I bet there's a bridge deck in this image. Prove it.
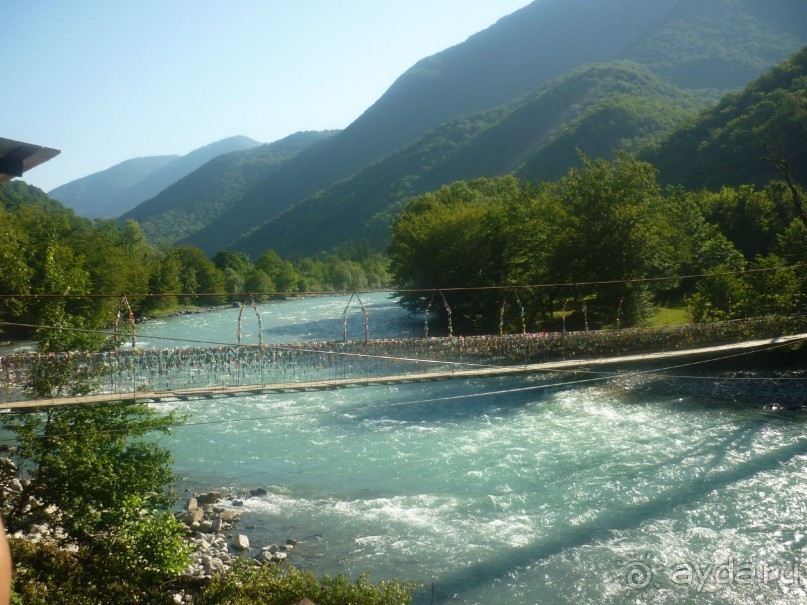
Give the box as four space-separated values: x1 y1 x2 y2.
3 333 804 410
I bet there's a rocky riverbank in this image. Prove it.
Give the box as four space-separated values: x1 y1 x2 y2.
180 488 300 579
4 480 302 584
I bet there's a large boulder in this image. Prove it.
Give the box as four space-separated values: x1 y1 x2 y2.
232 534 250 551
183 507 204 525
196 491 221 506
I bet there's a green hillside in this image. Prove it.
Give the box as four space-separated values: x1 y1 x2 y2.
179 0 807 256
642 45 807 189
230 63 704 257
50 136 261 219
119 131 336 247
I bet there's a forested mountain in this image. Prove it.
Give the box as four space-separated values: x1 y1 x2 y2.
642 45 807 189
118 131 336 247
177 0 807 256
49 136 261 218
232 62 704 257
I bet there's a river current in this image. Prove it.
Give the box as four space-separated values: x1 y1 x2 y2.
140 294 806 604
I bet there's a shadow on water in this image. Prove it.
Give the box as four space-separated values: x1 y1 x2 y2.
327 375 570 425
427 425 807 603
261 312 422 342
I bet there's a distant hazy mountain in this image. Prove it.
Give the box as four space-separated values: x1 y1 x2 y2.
118 131 337 246
231 62 705 256
178 0 807 257
49 136 261 218
48 155 178 218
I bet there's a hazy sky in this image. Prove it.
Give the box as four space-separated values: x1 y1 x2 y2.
4 1 533 192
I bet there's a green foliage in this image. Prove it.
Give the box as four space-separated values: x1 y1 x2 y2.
196 561 415 605
1 404 181 533
390 151 806 333
644 45 807 189
10 536 184 605
390 157 687 331
172 246 227 305
1 403 189 604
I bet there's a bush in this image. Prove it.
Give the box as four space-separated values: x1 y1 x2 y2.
195 561 416 605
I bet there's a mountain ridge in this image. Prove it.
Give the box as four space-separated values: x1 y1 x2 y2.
181 0 807 256
230 62 705 257
49 135 261 218
119 131 338 246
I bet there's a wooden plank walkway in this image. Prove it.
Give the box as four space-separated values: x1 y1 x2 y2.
2 333 805 410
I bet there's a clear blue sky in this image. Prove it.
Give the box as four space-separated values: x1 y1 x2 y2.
3 1 533 192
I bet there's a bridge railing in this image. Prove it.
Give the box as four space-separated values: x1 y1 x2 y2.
1 313 805 403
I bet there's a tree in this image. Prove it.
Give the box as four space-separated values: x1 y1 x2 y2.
1 403 189 603
144 254 182 314
244 268 275 301
173 246 227 306
255 249 302 294
0 207 32 326
740 254 801 317
545 154 677 326
390 177 520 330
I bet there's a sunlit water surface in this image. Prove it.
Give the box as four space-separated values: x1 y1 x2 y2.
144 294 806 604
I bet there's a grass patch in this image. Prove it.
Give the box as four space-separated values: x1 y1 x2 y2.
648 305 689 327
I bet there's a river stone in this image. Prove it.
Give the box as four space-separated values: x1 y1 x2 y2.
249 487 268 497
197 491 221 506
272 551 288 562
232 534 250 551
255 550 273 563
183 507 204 525
186 497 198 510
211 518 224 532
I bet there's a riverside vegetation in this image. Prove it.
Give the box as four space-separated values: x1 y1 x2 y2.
1 151 804 602
1 37 806 605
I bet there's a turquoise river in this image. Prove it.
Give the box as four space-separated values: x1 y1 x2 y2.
137 293 806 604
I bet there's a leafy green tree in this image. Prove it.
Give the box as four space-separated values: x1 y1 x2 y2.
545 154 677 326
144 254 182 314
740 254 801 317
0 207 33 326
329 261 369 292
223 267 246 298
686 266 748 323
173 246 226 306
1 402 189 603
696 185 791 260
213 250 252 275
255 249 302 294
390 177 521 330
244 268 276 301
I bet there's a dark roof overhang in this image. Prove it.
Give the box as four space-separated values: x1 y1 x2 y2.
0 137 60 183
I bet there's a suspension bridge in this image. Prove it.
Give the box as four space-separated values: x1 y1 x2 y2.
2 313 806 410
